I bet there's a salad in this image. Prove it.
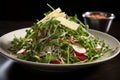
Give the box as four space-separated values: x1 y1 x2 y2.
10 5 111 64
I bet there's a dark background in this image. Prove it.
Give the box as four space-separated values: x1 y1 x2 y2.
0 0 120 22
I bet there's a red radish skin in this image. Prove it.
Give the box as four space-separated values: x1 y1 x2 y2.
78 54 88 61
50 60 61 64
50 58 64 64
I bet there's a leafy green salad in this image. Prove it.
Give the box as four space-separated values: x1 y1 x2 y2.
10 5 111 64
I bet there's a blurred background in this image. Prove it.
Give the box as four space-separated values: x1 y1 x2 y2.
0 0 119 22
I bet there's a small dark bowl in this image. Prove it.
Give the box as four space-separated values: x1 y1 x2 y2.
82 11 115 33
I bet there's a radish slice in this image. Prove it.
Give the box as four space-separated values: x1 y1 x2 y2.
95 44 102 50
78 54 88 61
17 48 27 54
50 60 61 64
72 43 86 54
72 44 88 61
50 58 64 64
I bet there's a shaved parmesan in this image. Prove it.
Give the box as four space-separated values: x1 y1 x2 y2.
56 17 79 30
37 7 79 30
37 8 66 24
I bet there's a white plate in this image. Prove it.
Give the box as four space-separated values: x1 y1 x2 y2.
0 28 120 72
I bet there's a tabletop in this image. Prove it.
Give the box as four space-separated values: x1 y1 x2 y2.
0 21 120 80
